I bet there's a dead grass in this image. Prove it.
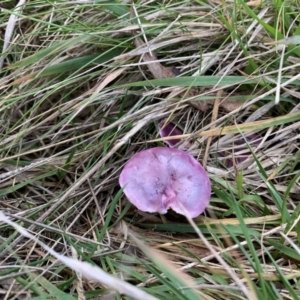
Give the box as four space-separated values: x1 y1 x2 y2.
0 1 300 299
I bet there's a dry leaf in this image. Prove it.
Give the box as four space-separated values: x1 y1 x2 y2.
133 34 176 79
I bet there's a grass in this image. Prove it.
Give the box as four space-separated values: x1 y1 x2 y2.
0 0 300 299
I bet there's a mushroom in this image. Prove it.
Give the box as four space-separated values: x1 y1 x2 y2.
158 120 183 148
119 147 211 218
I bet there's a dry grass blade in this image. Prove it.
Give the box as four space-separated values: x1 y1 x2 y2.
0 211 158 300
203 89 222 167
71 246 85 300
0 0 26 70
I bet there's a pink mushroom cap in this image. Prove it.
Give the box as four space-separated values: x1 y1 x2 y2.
158 120 183 148
119 147 211 218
